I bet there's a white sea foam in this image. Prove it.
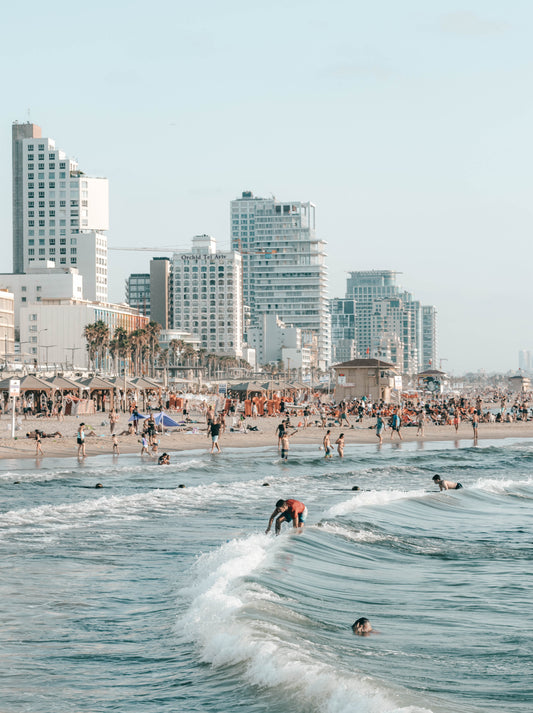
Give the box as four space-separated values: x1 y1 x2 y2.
325 489 428 517
0 476 271 533
178 534 434 713
472 476 533 494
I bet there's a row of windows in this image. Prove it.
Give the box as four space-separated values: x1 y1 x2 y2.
27 248 75 255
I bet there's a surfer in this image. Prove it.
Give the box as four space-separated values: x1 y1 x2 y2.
352 617 377 636
265 499 307 535
432 474 463 490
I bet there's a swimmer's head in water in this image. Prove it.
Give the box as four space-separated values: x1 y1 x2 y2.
95 483 103 488
432 475 442 483
351 485 360 491
352 617 372 634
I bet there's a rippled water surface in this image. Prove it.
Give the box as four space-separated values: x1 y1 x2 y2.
1 438 532 712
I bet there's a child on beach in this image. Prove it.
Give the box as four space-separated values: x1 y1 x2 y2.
140 435 150 456
112 434 119 455
35 431 44 456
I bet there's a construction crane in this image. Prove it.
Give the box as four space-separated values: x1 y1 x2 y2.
108 246 181 252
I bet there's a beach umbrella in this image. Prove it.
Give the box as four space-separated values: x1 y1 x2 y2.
152 412 180 427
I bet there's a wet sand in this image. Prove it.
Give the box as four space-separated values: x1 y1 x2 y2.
0 412 531 460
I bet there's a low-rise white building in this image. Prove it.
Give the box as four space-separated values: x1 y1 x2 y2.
0 265 84 327
19 298 148 369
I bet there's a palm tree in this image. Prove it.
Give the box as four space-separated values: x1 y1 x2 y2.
83 323 98 371
129 329 148 376
145 321 162 377
94 321 110 373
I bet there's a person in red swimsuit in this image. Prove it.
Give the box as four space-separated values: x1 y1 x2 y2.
265 499 307 535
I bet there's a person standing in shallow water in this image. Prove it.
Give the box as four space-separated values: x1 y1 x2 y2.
323 430 333 458
335 433 345 458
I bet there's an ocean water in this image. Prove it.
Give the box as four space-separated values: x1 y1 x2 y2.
1 437 532 713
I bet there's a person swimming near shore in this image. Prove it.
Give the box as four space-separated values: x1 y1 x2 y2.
433 474 463 490
352 617 378 636
158 453 170 465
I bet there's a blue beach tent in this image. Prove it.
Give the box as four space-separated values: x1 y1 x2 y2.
128 413 148 422
152 412 180 428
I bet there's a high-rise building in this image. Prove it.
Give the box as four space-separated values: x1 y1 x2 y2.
150 257 171 329
126 273 151 316
421 305 438 370
11 121 109 302
230 191 330 368
171 235 243 358
344 270 435 375
330 297 357 364
518 350 531 372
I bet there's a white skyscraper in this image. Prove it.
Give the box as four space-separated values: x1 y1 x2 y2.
171 235 243 358
12 122 109 302
231 191 330 368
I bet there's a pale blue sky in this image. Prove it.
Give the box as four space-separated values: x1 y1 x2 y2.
1 1 531 374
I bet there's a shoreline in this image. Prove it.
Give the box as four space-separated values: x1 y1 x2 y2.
1 413 532 462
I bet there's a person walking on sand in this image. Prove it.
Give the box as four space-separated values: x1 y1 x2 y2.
35 431 44 457
276 420 286 452
323 429 333 458
472 410 479 440
265 498 307 535
375 413 384 444
140 435 150 456
453 410 461 433
209 416 222 453
335 433 345 458
416 410 425 437
390 410 403 440
77 423 86 458
109 408 118 435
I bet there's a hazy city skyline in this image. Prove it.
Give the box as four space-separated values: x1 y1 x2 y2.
1 1 531 374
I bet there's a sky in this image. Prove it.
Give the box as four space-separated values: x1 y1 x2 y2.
0 0 531 375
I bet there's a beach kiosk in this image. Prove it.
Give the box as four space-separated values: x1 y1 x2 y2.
332 358 398 402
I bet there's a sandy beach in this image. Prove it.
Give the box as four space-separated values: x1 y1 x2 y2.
1 411 532 460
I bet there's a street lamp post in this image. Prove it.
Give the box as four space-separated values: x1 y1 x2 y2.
41 344 56 370
37 328 48 372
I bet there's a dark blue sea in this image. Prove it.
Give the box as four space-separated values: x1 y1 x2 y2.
1 438 532 712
